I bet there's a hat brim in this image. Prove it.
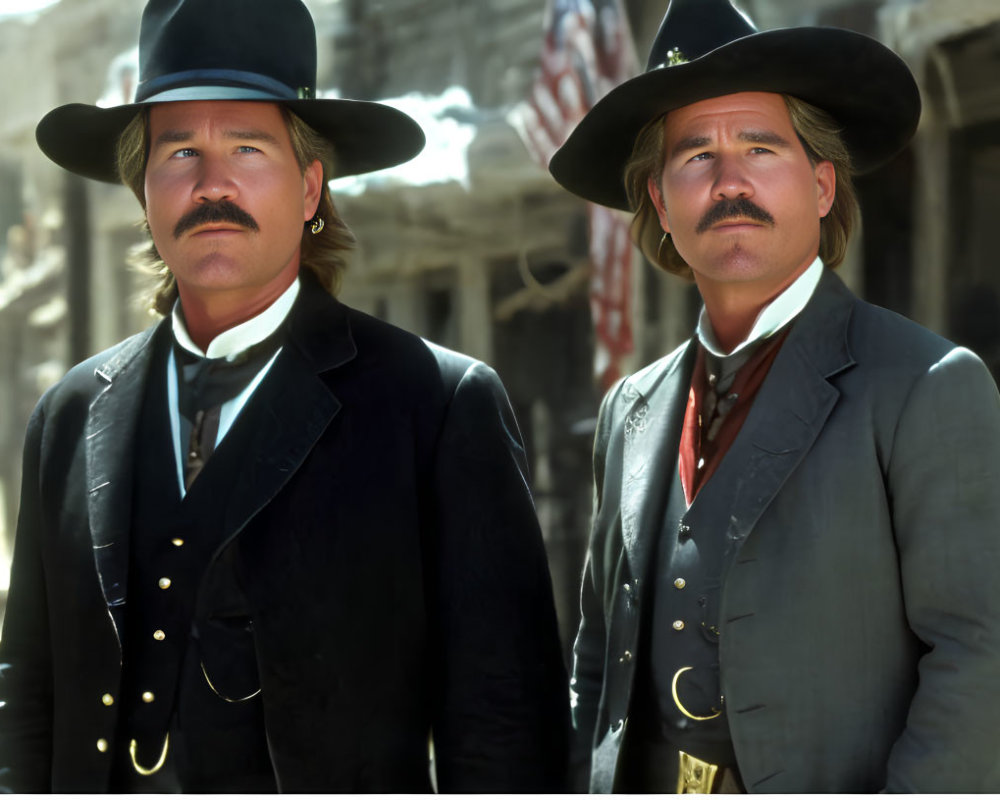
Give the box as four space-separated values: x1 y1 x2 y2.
549 27 921 210
36 90 426 184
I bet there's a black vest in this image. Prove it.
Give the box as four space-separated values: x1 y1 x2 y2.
110 330 276 791
632 465 738 764
618 461 745 793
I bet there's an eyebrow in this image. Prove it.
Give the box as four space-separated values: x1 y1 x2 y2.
670 128 792 156
671 134 711 155
739 129 791 147
152 128 281 148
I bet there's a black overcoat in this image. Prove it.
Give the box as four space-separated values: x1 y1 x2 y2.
0 275 569 792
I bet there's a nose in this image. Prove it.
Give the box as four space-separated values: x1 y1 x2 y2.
192 154 237 203
711 154 754 201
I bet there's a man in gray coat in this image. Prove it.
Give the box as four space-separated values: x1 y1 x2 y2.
548 0 1000 792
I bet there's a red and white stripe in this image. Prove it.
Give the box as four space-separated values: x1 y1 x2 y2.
513 0 638 389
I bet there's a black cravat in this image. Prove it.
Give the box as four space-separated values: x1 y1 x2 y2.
174 328 284 489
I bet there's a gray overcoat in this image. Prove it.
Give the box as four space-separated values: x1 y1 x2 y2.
573 268 1000 792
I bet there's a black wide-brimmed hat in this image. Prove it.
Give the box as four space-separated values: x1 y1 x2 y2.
36 0 425 183
548 0 921 210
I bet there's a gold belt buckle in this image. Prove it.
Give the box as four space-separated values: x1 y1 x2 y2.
677 749 719 793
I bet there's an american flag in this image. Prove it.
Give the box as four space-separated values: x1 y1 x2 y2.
511 0 639 390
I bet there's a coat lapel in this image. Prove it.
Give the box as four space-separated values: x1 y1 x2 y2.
619 340 697 581
85 279 355 639
216 279 357 546
86 323 164 643
723 269 857 549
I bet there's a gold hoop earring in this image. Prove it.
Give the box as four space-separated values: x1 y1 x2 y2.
657 232 670 262
309 215 325 235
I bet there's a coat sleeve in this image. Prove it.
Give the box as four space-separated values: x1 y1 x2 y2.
569 382 622 791
0 402 55 792
426 360 569 792
884 347 1000 791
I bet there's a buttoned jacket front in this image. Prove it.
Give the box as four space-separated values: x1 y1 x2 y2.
0 275 569 792
573 268 1000 792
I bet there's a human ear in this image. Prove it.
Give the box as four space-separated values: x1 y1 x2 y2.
647 176 671 233
815 160 836 219
303 159 324 220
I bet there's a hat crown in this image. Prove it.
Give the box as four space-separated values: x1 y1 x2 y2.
136 0 317 102
36 0 427 183
645 0 756 71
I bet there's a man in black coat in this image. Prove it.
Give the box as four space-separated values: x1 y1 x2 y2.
0 0 568 792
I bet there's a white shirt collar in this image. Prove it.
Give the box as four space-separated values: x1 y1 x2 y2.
171 277 301 359
697 256 823 358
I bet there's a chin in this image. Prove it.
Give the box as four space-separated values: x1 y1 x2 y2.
695 245 768 280
173 264 257 294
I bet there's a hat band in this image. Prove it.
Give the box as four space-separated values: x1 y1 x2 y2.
136 68 307 103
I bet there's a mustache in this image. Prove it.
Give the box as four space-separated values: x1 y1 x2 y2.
696 197 775 233
173 201 260 238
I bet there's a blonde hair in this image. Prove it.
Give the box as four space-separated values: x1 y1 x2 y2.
624 94 858 279
116 106 355 315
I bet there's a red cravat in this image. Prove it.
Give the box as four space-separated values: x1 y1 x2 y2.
678 329 790 504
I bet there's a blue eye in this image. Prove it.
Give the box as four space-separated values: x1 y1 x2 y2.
237 145 261 153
